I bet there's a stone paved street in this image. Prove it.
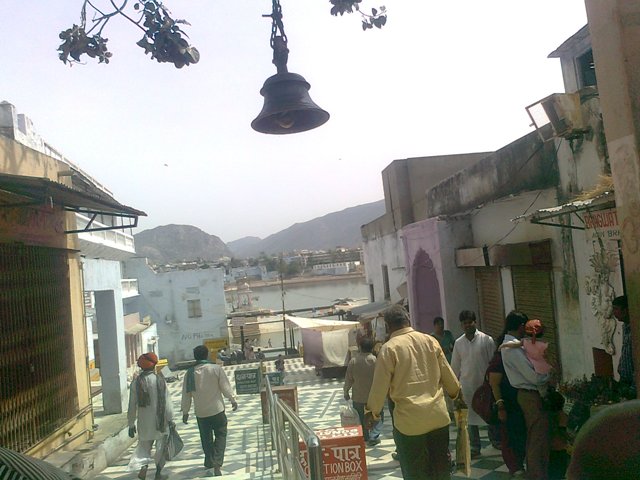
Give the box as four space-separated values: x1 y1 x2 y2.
95 358 513 479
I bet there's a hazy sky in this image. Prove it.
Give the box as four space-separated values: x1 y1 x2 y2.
0 1 587 242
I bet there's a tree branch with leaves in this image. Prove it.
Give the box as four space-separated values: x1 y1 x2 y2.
58 0 200 67
329 0 387 30
59 0 386 67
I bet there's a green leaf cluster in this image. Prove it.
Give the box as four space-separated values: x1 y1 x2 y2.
329 0 363 16
361 7 387 30
58 25 112 64
136 1 199 68
58 0 199 68
59 0 387 68
329 0 387 31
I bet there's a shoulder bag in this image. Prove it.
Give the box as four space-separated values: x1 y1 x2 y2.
471 372 498 424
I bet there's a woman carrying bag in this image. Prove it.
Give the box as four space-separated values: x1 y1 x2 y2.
127 352 175 480
487 334 527 477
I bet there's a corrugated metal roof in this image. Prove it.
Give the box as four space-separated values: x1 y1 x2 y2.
513 191 615 229
0 172 146 216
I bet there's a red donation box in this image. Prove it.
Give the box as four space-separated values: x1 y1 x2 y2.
300 425 368 480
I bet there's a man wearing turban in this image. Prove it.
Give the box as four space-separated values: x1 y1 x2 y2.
127 352 174 480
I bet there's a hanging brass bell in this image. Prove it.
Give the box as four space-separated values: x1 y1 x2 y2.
251 72 330 135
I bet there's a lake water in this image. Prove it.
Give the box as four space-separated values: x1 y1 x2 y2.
228 277 370 313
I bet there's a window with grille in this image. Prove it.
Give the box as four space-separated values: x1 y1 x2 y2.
187 299 202 318
577 49 597 88
0 244 78 452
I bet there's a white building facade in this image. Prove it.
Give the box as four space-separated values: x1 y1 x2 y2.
124 257 227 365
361 153 490 326
312 261 359 276
364 26 626 382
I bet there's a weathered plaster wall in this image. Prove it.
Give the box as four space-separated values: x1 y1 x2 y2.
556 94 609 200
469 189 588 379
362 153 489 307
586 0 640 390
401 153 490 222
82 258 128 413
361 229 406 304
572 229 625 380
427 130 558 218
552 92 618 380
124 258 227 365
470 190 558 246
401 217 475 337
364 153 489 239
0 135 70 185
361 212 396 242
439 218 477 338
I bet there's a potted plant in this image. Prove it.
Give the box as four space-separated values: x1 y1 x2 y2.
559 375 634 437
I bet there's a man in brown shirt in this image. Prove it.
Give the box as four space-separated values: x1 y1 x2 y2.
366 305 461 480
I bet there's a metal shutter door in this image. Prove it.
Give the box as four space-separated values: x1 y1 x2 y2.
512 265 560 374
475 267 505 340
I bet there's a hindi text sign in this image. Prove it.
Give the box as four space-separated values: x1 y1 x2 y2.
299 426 367 480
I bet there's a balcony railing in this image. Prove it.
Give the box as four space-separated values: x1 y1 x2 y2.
75 213 135 253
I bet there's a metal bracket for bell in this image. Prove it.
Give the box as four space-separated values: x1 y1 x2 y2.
251 4 329 135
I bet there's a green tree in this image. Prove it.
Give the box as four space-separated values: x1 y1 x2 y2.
247 257 260 267
229 257 244 268
265 256 279 272
287 260 302 276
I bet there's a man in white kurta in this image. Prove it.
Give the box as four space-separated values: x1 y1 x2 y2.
127 353 174 480
451 310 495 457
181 345 237 477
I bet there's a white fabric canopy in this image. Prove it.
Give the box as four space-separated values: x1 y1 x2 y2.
287 315 359 368
321 329 350 366
284 314 359 331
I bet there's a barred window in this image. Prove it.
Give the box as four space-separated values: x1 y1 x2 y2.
187 299 202 318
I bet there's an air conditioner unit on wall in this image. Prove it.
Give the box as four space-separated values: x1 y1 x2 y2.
526 93 590 141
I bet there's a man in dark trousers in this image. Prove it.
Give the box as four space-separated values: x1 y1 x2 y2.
365 305 462 480
181 345 238 477
344 337 383 446
501 311 550 480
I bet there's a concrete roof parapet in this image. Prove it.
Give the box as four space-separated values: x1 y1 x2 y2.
426 128 559 218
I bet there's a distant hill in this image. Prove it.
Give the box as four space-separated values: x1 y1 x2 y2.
226 236 261 257
135 200 385 262
228 200 385 258
134 224 233 264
